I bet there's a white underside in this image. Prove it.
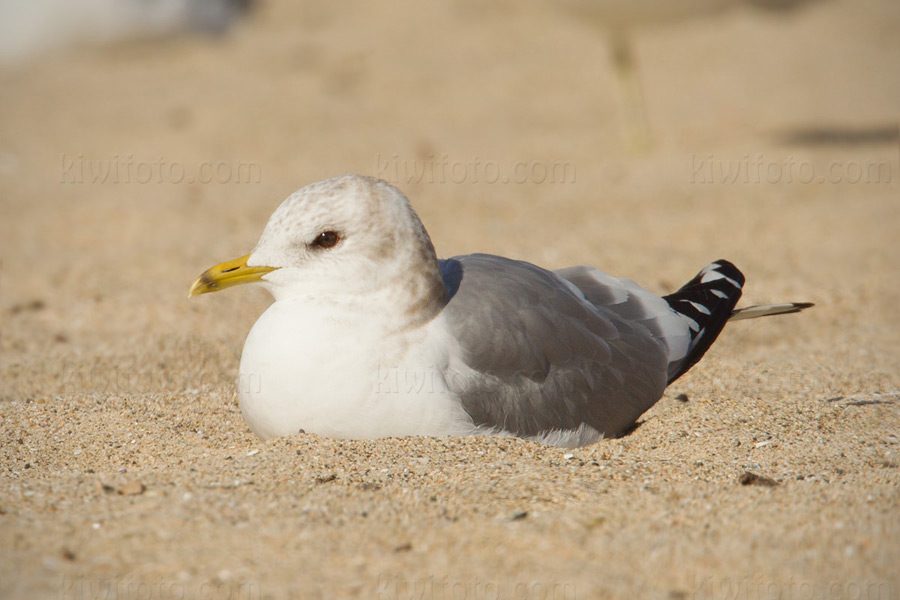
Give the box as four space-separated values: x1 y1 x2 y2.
238 298 477 441
238 298 604 448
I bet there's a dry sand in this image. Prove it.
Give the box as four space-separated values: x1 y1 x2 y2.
1 1 898 598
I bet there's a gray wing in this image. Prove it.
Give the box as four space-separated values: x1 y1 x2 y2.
438 254 686 439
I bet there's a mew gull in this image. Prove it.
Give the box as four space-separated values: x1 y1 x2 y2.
189 175 811 447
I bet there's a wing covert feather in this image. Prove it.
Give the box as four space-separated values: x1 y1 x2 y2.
438 255 670 438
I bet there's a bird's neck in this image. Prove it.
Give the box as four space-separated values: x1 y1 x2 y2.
266 258 447 336
384 258 447 332
381 220 448 332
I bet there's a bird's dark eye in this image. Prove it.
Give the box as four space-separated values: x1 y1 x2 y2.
313 231 340 249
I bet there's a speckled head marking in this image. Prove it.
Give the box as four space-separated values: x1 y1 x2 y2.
247 175 447 326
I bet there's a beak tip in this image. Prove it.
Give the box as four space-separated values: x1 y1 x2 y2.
187 280 203 298
188 254 274 299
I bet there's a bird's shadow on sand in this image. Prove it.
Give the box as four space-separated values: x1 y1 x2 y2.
615 417 653 438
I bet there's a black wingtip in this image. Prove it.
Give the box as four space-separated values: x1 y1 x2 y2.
664 260 745 384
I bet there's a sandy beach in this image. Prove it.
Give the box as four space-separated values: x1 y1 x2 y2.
1 0 898 598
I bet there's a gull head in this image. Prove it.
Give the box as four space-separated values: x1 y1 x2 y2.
189 175 447 312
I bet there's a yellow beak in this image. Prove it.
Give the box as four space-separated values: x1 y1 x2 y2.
188 254 277 298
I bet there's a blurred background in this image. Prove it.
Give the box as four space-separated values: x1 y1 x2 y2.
0 0 900 436
1 0 898 596
2 0 897 375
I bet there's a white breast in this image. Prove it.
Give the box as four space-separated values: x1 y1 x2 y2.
238 298 474 440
